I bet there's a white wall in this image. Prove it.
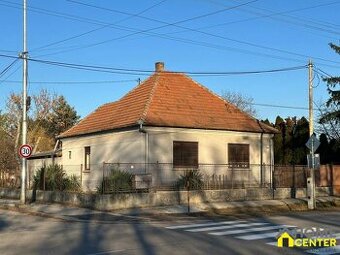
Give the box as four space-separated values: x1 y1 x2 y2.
61 127 274 191
145 127 274 186
61 129 144 190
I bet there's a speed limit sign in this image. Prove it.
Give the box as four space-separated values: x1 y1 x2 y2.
19 144 33 158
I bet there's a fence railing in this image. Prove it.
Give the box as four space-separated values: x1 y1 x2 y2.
100 163 272 193
2 163 335 193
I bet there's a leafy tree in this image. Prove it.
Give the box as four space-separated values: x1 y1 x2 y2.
46 96 80 138
319 43 340 137
316 43 340 164
221 90 257 117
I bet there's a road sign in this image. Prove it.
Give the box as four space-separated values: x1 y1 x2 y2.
305 133 320 153
19 144 32 158
307 154 320 169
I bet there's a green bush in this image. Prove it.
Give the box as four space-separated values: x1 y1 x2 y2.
177 170 204 190
98 169 133 194
33 164 81 192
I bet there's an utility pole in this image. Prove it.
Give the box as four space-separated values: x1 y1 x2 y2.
20 0 28 204
308 59 316 210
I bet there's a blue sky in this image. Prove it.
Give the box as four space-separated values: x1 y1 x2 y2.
0 0 339 122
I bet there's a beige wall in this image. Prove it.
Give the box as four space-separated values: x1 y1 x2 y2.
61 127 274 191
61 129 144 190
145 127 273 186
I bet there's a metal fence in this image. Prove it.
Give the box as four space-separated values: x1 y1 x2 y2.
100 163 273 194
1 163 333 193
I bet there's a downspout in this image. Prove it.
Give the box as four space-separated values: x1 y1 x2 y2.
52 139 60 165
138 120 148 174
257 120 264 187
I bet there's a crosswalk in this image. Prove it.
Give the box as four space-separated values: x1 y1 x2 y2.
166 219 293 240
165 220 340 255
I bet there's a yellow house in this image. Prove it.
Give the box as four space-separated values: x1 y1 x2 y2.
277 232 295 247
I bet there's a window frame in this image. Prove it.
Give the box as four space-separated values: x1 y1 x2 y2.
228 143 250 168
173 141 199 169
84 146 91 171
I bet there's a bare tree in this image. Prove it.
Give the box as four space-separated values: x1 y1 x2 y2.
221 90 257 117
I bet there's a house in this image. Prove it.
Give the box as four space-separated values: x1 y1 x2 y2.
33 62 277 191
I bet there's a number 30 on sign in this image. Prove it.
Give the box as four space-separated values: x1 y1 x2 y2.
19 144 32 158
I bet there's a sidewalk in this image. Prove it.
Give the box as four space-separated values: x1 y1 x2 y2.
0 196 339 222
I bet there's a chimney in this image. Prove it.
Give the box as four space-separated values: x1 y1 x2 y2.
155 62 165 72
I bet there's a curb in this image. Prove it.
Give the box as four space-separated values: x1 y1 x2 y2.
1 197 339 223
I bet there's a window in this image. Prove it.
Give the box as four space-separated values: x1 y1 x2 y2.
228 144 249 168
84 146 91 170
173 141 198 168
68 151 72 159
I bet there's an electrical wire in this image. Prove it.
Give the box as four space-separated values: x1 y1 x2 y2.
31 0 168 52
0 58 20 79
28 56 307 76
3 0 338 68
57 0 340 67
203 0 340 36
0 79 138 84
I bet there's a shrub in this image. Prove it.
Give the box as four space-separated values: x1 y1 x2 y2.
177 170 204 190
33 164 81 192
98 168 133 194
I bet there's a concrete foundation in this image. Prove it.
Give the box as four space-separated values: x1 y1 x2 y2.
0 187 333 211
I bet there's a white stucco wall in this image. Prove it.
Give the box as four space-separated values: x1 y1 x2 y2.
60 127 274 191
145 127 274 187
61 129 144 190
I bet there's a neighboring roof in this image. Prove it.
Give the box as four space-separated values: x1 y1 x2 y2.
59 64 277 138
28 149 62 160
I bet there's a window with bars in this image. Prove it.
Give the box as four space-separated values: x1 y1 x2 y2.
228 143 249 168
173 141 198 168
84 146 91 170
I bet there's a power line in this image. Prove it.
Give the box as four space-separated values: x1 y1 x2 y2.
60 0 340 67
28 56 307 76
1 79 138 84
3 0 337 68
32 0 260 56
0 58 20 79
203 0 340 38
251 102 317 111
31 0 168 52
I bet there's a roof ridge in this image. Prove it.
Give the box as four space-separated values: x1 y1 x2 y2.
117 76 153 102
140 72 160 122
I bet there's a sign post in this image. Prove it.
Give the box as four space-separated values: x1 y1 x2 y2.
305 133 320 210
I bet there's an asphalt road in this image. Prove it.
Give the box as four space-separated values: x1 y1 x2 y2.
0 208 340 255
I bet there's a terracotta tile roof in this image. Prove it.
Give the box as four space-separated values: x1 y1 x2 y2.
59 68 277 138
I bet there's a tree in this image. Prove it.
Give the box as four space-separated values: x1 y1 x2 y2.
0 112 19 186
46 96 80 138
319 43 340 138
272 116 309 165
221 90 257 117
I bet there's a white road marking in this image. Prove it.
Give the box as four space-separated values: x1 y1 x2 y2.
209 225 294 236
306 245 340 255
187 222 268 232
237 231 282 240
87 249 127 255
165 220 246 229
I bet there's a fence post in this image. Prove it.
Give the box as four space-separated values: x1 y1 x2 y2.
102 162 105 195
231 166 234 189
80 164 83 188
